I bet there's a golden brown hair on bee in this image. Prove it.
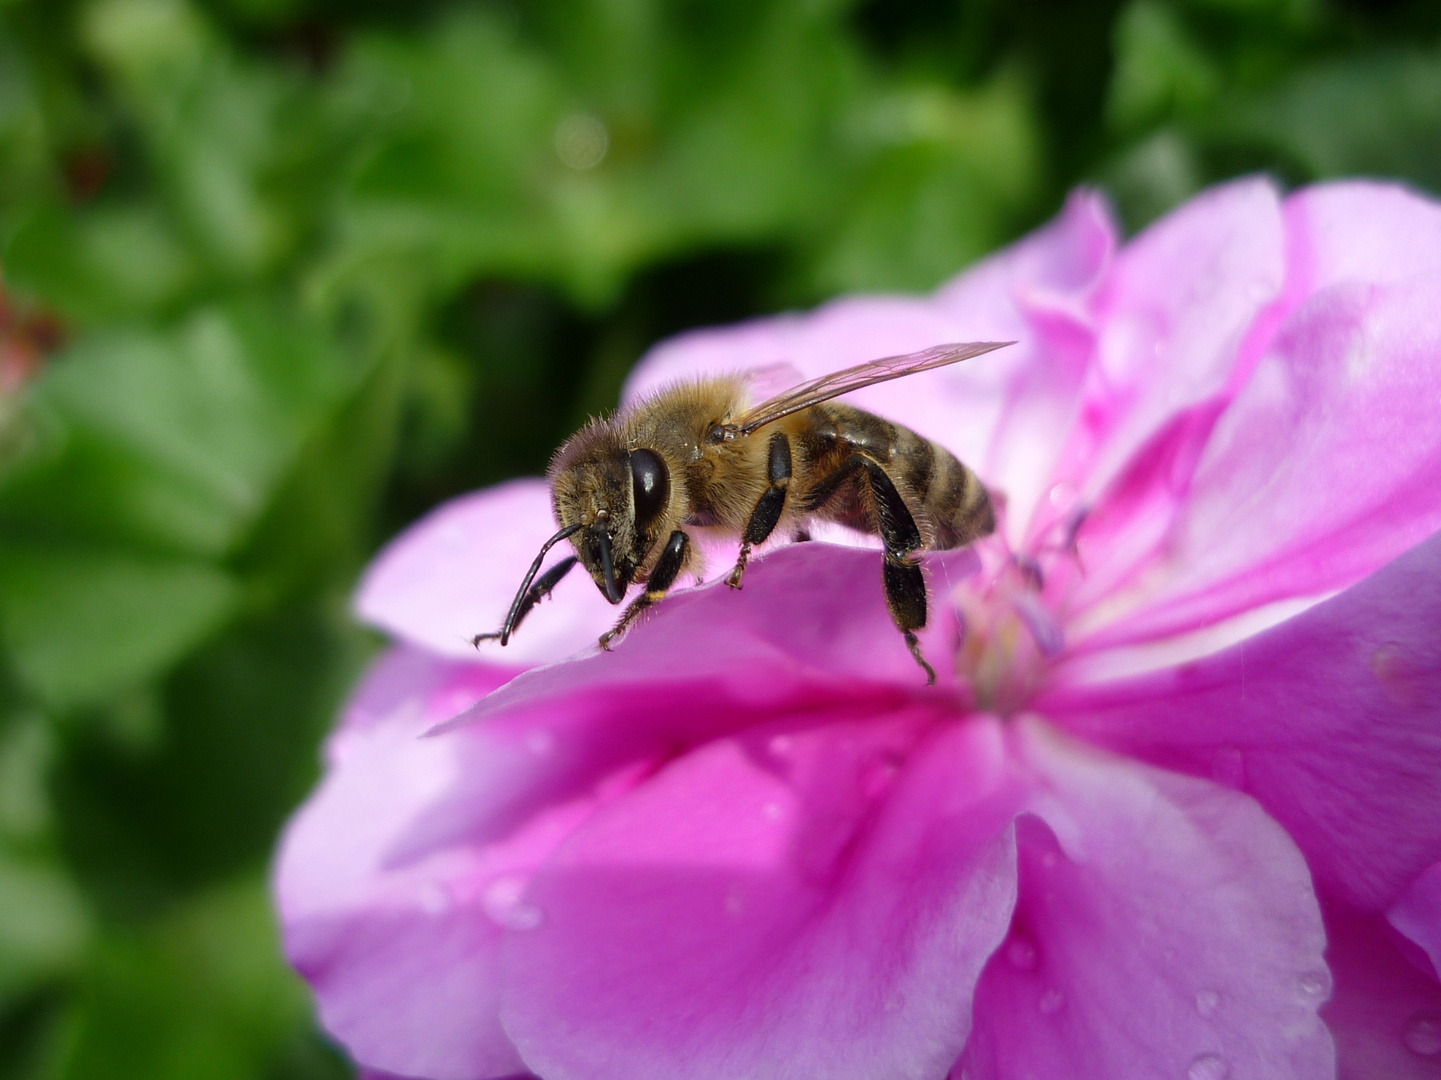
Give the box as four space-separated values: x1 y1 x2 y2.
478 341 1013 681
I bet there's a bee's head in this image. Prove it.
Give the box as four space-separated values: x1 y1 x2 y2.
550 433 672 605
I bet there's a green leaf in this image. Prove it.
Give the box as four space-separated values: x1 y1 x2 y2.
0 300 356 558
1107 1 1221 133
53 877 344 1080
0 544 239 709
0 851 91 1002
1212 49 1441 191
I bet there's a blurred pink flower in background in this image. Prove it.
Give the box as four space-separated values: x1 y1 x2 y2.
275 178 1441 1080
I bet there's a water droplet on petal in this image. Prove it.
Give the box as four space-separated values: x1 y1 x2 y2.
418 882 451 915
1005 936 1038 971
1405 1014 1441 1056
1187 1052 1230 1080
1038 988 1064 1015
482 874 544 931
1211 747 1245 789
724 882 748 916
1049 482 1075 508
1297 968 1332 1001
1194 990 1219 1017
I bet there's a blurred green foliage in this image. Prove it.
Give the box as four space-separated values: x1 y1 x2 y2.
0 0 1438 1075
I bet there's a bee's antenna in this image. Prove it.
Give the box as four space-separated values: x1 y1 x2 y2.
491 523 584 645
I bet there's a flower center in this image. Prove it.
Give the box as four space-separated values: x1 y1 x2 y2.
951 528 1078 714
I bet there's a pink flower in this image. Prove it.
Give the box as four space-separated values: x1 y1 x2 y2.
275 178 1441 1080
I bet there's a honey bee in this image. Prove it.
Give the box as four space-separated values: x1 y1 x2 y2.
474 341 1011 682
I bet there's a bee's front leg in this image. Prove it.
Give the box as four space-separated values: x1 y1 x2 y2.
728 432 792 589
599 530 691 650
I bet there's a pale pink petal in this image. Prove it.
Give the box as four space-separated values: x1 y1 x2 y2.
1079 274 1441 647
1285 181 1441 298
1043 528 1441 913
1390 863 1441 983
276 654 528 1080
1080 177 1286 496
1056 178 1288 616
355 480 621 665
1320 904 1441 1080
500 715 1023 1080
960 718 1333 1080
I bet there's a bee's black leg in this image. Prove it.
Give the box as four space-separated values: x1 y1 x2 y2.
857 456 936 685
473 555 579 647
729 432 792 589
600 530 690 650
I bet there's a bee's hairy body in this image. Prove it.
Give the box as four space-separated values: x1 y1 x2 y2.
476 341 1009 683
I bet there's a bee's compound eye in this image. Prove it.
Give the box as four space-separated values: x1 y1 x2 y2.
629 448 669 530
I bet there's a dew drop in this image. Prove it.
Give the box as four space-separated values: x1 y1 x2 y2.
1194 990 1219 1018
1049 482 1076 509
1005 936 1038 971
1038 988 1064 1015
1297 968 1332 1001
1187 1052 1230 1080
1211 747 1245 789
1404 1014 1441 1056
482 875 544 931
418 882 451 916
724 883 746 916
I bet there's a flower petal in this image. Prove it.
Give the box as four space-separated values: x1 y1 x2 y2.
275 652 528 1080
355 480 620 665
1390 863 1441 983
1044 527 1441 913
1081 273 1441 646
1285 181 1441 298
960 718 1334 1080
500 715 1022 1080
1320 903 1441 1080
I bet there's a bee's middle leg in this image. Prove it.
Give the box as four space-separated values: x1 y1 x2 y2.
600 530 691 650
729 431 792 589
857 456 936 685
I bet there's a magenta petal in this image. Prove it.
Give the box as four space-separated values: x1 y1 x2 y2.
1091 273 1441 644
1321 904 1441 1080
961 719 1333 1080
355 480 620 666
1045 528 1441 913
1391 863 1441 983
500 715 1022 1080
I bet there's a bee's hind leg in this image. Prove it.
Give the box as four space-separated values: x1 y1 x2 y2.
729 432 792 589
857 456 936 685
600 530 691 650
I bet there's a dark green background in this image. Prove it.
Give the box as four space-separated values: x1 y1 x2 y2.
1 0 1438 1076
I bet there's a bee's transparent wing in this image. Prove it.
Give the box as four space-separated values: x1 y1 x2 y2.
733 340 1013 435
